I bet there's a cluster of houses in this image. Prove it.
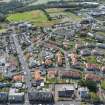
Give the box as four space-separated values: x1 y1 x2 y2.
1 1 105 103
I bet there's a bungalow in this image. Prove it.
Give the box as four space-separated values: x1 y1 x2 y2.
85 73 103 82
0 92 8 104
28 92 54 104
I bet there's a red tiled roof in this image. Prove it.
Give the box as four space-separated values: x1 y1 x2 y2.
85 73 103 82
61 71 81 78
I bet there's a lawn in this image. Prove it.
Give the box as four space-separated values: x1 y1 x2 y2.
84 56 96 64
7 10 59 26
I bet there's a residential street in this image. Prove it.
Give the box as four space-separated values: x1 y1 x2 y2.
11 29 31 105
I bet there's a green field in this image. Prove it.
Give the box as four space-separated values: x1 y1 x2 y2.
7 10 59 26
7 8 82 26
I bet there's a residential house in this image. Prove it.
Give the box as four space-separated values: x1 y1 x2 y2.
85 63 100 72
85 73 103 82
61 71 81 79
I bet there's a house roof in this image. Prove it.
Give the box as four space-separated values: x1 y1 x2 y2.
33 69 43 81
47 69 58 77
45 59 52 65
28 92 54 104
12 74 24 82
61 71 81 79
85 73 103 82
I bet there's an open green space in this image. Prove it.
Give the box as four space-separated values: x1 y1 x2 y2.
7 10 59 26
85 56 97 64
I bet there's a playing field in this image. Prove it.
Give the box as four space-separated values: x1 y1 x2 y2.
7 10 58 26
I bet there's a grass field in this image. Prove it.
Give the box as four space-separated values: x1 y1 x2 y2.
7 10 59 27
7 8 82 26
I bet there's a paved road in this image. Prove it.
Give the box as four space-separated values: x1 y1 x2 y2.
12 33 32 89
64 51 70 70
11 28 32 105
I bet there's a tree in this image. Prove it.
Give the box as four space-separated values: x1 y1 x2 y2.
90 92 100 103
78 80 98 92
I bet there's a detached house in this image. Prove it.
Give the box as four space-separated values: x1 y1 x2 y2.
85 63 100 72
85 73 103 82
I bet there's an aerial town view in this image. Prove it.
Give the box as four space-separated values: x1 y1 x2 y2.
1 0 105 105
